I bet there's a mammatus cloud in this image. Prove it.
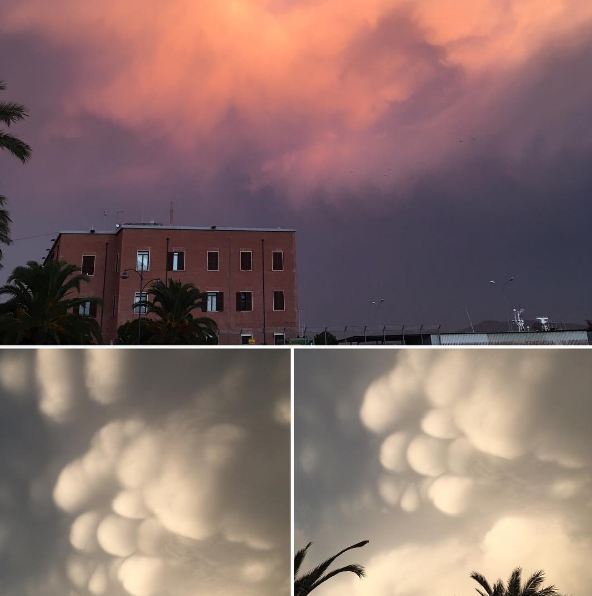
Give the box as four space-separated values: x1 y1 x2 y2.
0 350 289 596
296 350 592 596
2 0 592 198
361 351 592 517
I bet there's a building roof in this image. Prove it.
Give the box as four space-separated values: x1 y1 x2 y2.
55 224 296 235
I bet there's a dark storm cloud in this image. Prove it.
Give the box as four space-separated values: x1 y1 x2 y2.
0 8 591 328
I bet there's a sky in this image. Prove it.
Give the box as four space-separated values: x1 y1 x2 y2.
295 349 592 596
1 0 592 328
0 348 290 596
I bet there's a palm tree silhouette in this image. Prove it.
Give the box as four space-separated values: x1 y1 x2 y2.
0 260 103 344
0 81 31 163
137 279 218 344
0 80 32 267
470 567 566 596
294 540 369 595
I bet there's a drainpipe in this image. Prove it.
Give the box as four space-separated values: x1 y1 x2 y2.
165 237 170 284
100 242 109 333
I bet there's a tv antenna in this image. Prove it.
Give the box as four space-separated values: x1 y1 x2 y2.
536 316 550 332
512 306 526 332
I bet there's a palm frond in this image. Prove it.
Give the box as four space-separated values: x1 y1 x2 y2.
0 130 32 162
294 543 311 578
294 540 368 596
471 572 493 596
0 101 28 126
522 570 545 596
309 564 365 592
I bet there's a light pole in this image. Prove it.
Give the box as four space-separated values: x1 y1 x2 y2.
489 277 514 331
372 298 385 328
121 265 161 344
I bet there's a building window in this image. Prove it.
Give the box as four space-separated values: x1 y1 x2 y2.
81 255 96 276
272 251 284 271
137 250 150 272
241 333 254 345
134 292 148 314
273 290 285 311
240 251 252 271
78 301 97 317
115 253 120 274
167 251 185 271
236 291 253 312
206 291 224 312
207 251 219 271
274 332 286 345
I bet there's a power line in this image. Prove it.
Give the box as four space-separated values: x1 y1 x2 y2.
11 231 59 242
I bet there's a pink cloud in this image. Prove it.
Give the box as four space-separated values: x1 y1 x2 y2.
2 0 591 200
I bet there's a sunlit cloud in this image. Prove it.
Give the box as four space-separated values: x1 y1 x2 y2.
2 0 591 199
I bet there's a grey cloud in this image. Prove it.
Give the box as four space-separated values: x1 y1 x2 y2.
0 349 289 596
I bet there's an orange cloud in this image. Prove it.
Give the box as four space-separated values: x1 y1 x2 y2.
3 0 591 199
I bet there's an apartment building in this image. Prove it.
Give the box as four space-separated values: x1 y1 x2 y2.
45 223 298 344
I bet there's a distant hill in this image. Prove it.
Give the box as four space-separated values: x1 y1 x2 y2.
455 319 588 334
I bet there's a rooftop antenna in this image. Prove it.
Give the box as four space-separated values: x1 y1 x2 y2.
170 201 174 226
116 210 124 225
536 316 550 332
513 305 526 332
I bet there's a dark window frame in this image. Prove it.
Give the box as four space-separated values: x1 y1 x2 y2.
81 255 96 276
167 250 186 272
236 291 253 312
273 290 285 311
207 251 220 271
240 250 253 271
78 300 97 318
272 251 284 271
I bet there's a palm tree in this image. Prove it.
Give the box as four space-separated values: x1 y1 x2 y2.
0 260 103 344
0 81 31 163
126 278 218 345
0 80 31 268
470 567 566 596
294 540 368 595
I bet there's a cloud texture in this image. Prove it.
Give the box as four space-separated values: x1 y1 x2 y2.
296 350 592 596
0 349 290 596
2 0 592 198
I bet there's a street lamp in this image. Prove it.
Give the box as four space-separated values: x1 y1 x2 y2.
489 277 514 331
372 298 385 328
121 265 161 344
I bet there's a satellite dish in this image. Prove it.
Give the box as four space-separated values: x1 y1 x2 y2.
149 219 155 224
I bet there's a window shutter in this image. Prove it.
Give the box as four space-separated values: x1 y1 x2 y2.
236 292 241 311
247 292 252 311
167 252 174 271
218 292 224 312
90 302 97 317
178 251 185 270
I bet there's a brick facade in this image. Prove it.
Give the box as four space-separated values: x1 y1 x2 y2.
46 225 298 344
